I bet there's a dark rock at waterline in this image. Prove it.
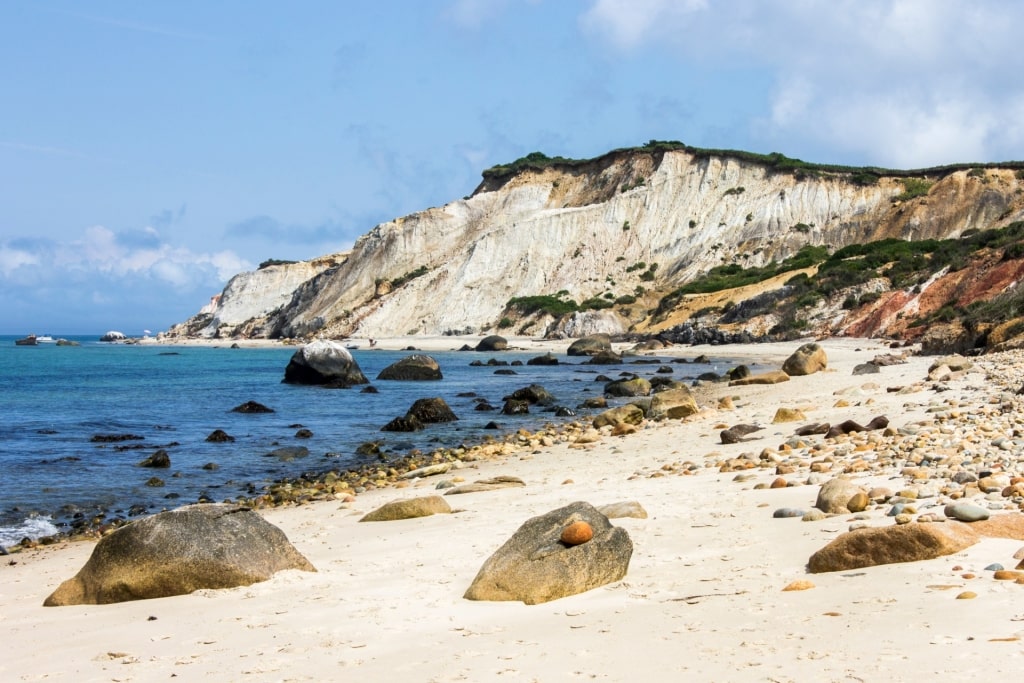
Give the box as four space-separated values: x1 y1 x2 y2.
475 335 508 352
527 353 559 366
376 354 443 381
502 399 530 415
355 441 383 456
408 397 459 423
43 503 315 606
139 449 171 468
503 384 556 406
727 365 751 381
202 462 219 470
484 421 502 430
659 323 763 346
91 434 144 443
282 339 369 387
555 406 576 417
266 446 309 461
474 401 496 411
360 385 379 393
231 401 274 414
494 369 517 375
585 350 622 365
145 477 165 487
567 334 611 357
205 429 235 443
381 415 424 432
294 428 313 438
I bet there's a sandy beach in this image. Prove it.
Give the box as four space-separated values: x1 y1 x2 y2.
5 337 1024 681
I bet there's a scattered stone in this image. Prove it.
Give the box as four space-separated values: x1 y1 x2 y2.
815 477 868 514
802 509 827 522
266 446 309 461
503 384 556 406
597 501 648 519
772 407 807 423
604 377 652 397
381 415 424 432
444 476 525 495
138 450 171 468
782 580 815 591
502 399 530 415
852 363 881 375
944 503 991 523
43 504 315 605
376 354 443 381
230 401 274 414
782 343 828 376
206 429 235 443
956 591 977 599
593 404 644 429
808 522 980 573
359 495 452 522
294 428 313 438
847 492 870 513
993 570 1024 581
463 501 632 604
729 370 790 386
773 508 805 518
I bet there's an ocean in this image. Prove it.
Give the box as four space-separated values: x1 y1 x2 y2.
0 335 745 548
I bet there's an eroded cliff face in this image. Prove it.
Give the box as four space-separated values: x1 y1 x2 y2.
169 150 1024 340
165 255 343 338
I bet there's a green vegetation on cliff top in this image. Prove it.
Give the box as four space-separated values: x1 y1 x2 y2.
482 140 1024 183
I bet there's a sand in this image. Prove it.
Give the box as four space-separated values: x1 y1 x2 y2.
4 337 1024 681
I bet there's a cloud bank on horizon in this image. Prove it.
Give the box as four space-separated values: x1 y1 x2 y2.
2 0 1022 334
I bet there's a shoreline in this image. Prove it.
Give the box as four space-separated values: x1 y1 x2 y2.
8 337 1024 679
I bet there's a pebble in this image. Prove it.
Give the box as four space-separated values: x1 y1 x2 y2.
773 507 805 518
984 563 1004 571
782 580 815 591
956 591 978 599
944 503 991 522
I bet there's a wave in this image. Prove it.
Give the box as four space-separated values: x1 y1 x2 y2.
0 515 60 549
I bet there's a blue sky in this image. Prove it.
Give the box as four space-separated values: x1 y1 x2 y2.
3 0 1024 334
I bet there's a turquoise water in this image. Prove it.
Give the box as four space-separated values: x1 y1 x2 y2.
0 335 744 547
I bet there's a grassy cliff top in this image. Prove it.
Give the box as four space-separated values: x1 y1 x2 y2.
481 140 1024 184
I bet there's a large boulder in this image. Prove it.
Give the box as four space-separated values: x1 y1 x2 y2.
463 501 632 604
503 384 556 406
282 340 369 387
407 397 459 423
919 320 975 355
376 354 443 381
585 350 623 365
782 343 828 376
648 387 699 419
808 522 980 573
593 404 645 429
475 335 508 352
603 377 651 397
359 496 452 522
43 504 315 606
815 477 868 514
567 334 612 356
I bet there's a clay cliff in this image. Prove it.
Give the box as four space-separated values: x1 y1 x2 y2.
166 146 1024 341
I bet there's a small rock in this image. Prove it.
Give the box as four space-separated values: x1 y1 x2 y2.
944 503 991 523
560 521 594 546
781 579 815 591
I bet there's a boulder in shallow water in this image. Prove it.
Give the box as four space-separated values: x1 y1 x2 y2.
475 335 507 352
43 503 315 605
376 354 443 381
282 340 369 387
567 334 612 356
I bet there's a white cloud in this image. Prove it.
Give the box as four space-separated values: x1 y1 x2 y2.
2 225 251 288
581 0 1024 166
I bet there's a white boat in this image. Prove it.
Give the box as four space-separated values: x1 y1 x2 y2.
36 335 55 343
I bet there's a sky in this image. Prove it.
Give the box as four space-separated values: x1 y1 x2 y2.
3 0 1024 335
